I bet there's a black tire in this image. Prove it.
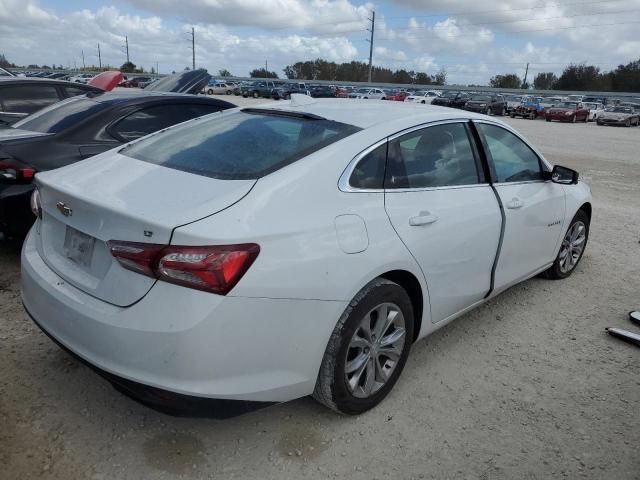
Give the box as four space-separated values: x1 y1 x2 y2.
313 278 414 415
487 107 492 116
502 107 506 116
510 113 515 118
542 210 590 280
207 89 214 95
546 117 551 122
253 91 259 99
625 119 631 127
571 115 577 123
226 90 232 95
597 120 603 126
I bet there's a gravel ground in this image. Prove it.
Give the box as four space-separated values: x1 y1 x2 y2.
1 99 639 479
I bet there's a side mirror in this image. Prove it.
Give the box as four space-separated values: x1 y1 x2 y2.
548 165 579 185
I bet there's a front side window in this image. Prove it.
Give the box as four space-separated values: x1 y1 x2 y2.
477 123 543 183
12 96 110 133
385 123 480 189
122 110 361 179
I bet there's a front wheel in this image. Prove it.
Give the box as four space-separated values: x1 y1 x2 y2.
313 279 414 415
207 89 214 95
543 210 589 280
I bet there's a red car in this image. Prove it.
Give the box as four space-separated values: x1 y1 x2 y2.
545 102 589 123
384 89 407 101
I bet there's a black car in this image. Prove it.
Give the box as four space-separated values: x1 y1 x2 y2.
463 94 506 115
308 85 335 98
0 78 103 125
431 91 470 109
0 90 234 237
241 81 279 98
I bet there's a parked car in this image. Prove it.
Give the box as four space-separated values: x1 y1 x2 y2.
204 82 234 95
309 85 336 98
0 91 234 238
404 90 440 104
233 81 252 96
241 81 278 98
504 95 523 113
545 102 589 123
583 102 605 122
145 69 211 95
431 91 470 109
565 94 584 103
0 78 103 125
581 96 607 106
382 89 406 102
45 73 68 80
596 106 640 127
69 73 94 84
21 100 591 416
349 87 386 100
119 76 152 88
510 96 543 119
463 94 506 116
271 83 309 100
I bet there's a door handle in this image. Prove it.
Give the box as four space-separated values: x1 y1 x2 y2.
409 211 439 226
506 197 524 209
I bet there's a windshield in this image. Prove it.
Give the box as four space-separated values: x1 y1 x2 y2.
506 96 521 102
471 95 491 102
122 110 361 180
606 106 633 113
558 102 578 109
12 96 110 134
441 91 458 98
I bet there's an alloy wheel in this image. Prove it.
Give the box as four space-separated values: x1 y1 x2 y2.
558 221 586 274
344 303 406 398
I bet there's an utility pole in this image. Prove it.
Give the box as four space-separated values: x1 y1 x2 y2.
265 60 268 73
81 50 85 70
366 11 376 83
156 62 159 74
97 43 102 70
125 36 130 63
523 62 529 88
191 27 196 70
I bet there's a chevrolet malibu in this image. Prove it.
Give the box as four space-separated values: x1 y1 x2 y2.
21 98 592 416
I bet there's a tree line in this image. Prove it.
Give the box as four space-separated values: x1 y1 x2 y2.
490 59 640 92
246 59 447 85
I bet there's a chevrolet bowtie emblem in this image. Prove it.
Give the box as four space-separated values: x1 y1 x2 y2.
56 201 72 217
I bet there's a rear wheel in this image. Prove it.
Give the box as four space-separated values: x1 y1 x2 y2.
313 279 414 415
543 210 589 280
253 91 259 99
546 117 551 122
207 88 214 95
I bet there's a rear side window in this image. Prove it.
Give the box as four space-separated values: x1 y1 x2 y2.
0 85 61 114
64 86 92 97
12 97 110 133
122 110 361 179
111 103 225 141
349 143 386 189
477 123 543 182
385 123 480 189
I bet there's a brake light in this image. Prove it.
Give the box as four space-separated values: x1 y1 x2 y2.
30 188 42 219
0 159 36 182
107 241 260 295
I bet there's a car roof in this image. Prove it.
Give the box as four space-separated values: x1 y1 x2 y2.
249 98 489 129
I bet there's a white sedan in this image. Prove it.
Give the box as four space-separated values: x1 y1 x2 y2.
583 102 605 122
22 97 592 416
404 90 441 104
204 82 234 95
349 87 386 99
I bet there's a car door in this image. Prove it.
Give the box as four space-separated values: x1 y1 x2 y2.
384 121 502 323
475 121 565 292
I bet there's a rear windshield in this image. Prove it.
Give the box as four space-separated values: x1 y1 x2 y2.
12 96 109 133
121 109 361 180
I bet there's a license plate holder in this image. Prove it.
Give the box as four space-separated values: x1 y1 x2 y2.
63 226 95 268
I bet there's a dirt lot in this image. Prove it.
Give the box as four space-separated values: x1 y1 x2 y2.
1 99 639 479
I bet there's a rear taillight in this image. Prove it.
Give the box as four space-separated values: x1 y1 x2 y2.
30 188 42 219
0 159 36 182
107 241 259 295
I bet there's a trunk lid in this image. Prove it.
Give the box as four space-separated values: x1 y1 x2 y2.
34 152 256 306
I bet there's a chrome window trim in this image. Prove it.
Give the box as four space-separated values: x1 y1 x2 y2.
338 118 478 193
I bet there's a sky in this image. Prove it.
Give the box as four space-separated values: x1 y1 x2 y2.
1 0 639 85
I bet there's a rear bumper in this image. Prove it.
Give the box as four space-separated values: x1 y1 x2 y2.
21 229 347 403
